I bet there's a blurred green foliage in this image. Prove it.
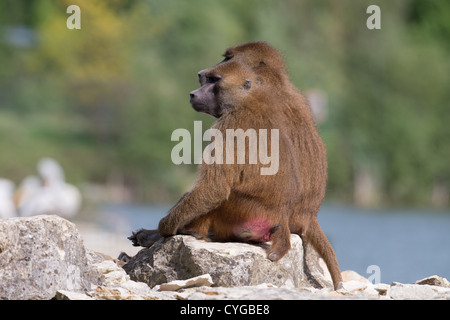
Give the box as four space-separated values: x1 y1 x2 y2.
0 0 449 207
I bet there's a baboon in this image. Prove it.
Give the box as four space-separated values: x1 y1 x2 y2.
197 41 342 289
130 42 343 289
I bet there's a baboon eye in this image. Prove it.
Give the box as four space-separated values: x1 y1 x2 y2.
206 73 222 83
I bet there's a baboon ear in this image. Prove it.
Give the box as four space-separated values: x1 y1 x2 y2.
243 79 252 90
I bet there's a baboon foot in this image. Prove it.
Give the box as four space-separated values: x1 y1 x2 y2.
128 229 162 247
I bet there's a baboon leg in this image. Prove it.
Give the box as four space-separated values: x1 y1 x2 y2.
267 219 291 261
158 182 231 237
129 213 212 247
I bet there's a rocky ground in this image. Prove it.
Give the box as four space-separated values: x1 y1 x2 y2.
1 215 449 300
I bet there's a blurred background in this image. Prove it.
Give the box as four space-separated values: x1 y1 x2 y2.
0 0 449 284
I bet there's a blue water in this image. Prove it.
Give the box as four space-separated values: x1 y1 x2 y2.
97 204 450 284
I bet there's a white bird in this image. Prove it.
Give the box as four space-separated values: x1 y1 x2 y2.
19 158 82 219
0 178 17 218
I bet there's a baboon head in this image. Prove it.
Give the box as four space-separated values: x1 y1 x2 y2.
198 41 287 87
190 61 256 118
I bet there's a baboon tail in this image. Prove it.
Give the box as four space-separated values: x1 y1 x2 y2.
305 218 343 290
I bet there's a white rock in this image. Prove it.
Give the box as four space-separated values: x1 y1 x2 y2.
55 290 94 300
337 280 368 293
123 234 333 289
156 274 214 291
95 260 121 274
94 260 131 285
341 270 370 283
390 282 450 300
176 285 335 300
336 280 393 298
0 215 102 300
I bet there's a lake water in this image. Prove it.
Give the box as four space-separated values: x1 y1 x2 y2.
96 203 450 284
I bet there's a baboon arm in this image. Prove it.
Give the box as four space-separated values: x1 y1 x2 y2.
158 167 235 236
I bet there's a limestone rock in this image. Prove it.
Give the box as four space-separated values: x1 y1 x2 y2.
7 214 450 300
123 234 332 289
390 282 450 300
175 283 334 300
55 290 95 300
414 275 450 288
55 257 176 300
341 270 370 283
336 280 389 298
0 215 102 300
156 274 213 291
337 280 369 293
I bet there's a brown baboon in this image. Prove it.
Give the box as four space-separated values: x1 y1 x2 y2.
198 42 342 289
130 42 343 289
